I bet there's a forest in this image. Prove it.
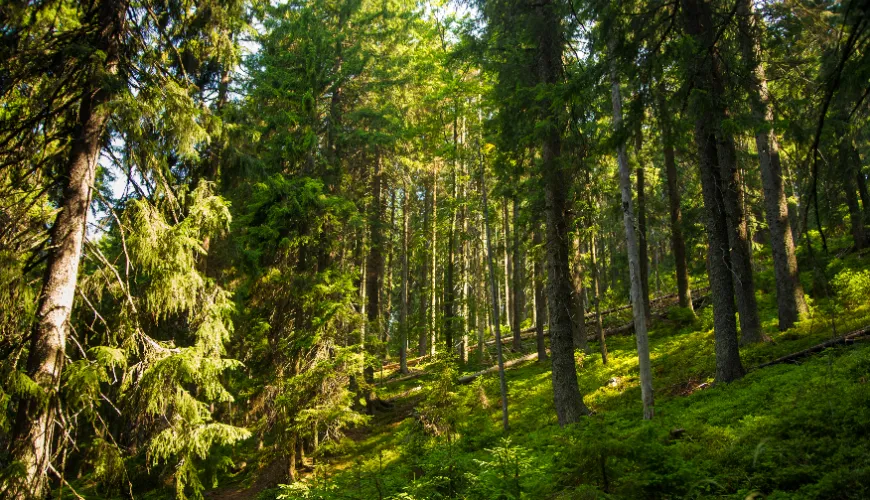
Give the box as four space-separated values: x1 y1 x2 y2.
1 0 870 498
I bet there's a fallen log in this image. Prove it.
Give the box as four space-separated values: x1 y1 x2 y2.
457 352 540 384
751 326 870 370
375 370 426 386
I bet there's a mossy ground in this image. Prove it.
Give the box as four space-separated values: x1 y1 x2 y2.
64 241 870 500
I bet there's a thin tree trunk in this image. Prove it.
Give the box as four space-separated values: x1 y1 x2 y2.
534 0 589 426
590 233 608 364
637 165 652 322
9 2 125 497
384 190 396 344
400 181 410 374
737 0 807 330
430 170 438 355
657 90 693 311
364 154 384 407
511 197 523 350
419 184 430 356
611 54 654 420
533 227 548 362
502 199 512 337
480 148 509 432
571 233 589 351
681 0 746 382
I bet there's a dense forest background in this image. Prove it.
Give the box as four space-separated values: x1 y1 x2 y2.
2 0 870 498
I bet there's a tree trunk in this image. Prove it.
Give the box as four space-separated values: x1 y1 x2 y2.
480 149 509 431
533 227 548 362
637 165 652 323
681 0 746 382
737 0 807 330
430 170 438 355
511 197 523 351
9 2 125 497
656 91 693 312
590 233 608 364
571 233 589 351
502 199 512 338
419 184 430 356
364 154 384 406
843 141 866 250
534 0 589 426
611 54 654 420
400 181 410 374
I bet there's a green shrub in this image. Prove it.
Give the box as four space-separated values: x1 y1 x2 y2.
831 269 870 308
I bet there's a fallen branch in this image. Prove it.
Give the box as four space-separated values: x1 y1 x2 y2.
457 352 540 384
374 370 426 386
751 326 870 370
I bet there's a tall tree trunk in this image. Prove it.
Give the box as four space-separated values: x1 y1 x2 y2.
511 197 523 350
9 2 125 497
655 91 693 311
683 2 763 344
364 154 384 406
534 0 589 426
590 233 608 364
460 170 470 364
737 0 807 330
571 234 589 351
430 170 438 355
533 227 548 362
400 181 410 374
637 165 652 322
857 168 870 226
681 0 746 382
611 54 654 420
502 199 512 337
419 184 430 356
384 190 396 344
842 140 867 249
480 149 509 431
445 177 456 355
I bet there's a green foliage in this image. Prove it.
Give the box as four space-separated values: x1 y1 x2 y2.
831 269 870 309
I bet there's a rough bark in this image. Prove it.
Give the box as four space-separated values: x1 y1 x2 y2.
681 0 746 383
9 2 125 497
430 171 438 355
655 91 693 311
535 0 589 426
611 55 655 420
737 0 807 330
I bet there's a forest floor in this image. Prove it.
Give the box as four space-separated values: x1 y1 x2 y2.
228 249 870 499
65 245 870 499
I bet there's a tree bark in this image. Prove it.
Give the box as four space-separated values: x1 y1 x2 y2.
364 154 384 406
681 0 746 382
534 0 589 426
419 183 430 356
655 90 693 311
9 2 125 497
737 0 807 330
611 54 654 420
